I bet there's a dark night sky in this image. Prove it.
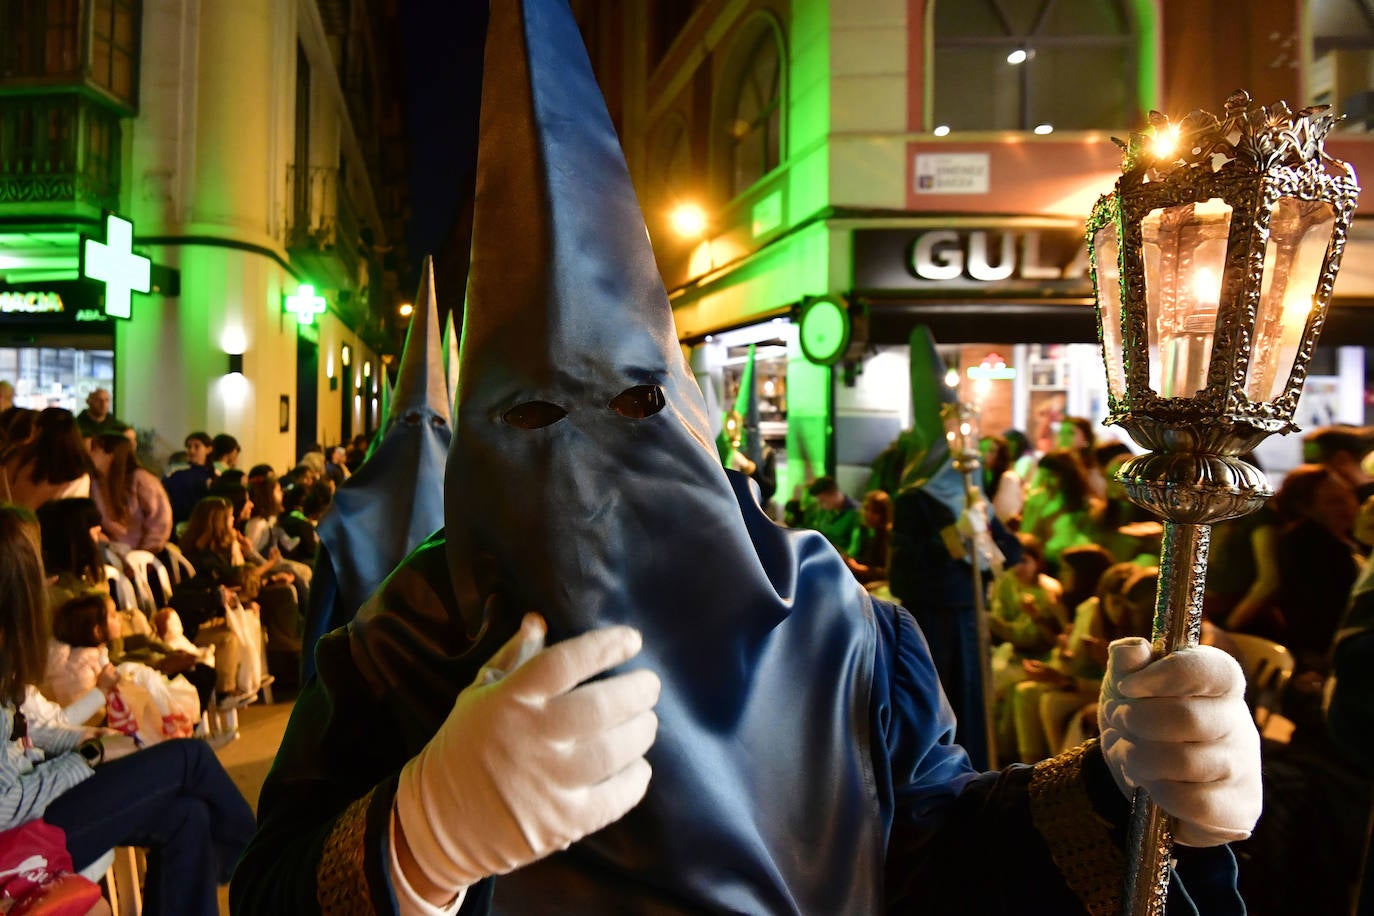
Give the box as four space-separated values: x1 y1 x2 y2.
398 0 489 287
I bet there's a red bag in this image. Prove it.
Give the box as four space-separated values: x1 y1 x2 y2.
0 820 102 916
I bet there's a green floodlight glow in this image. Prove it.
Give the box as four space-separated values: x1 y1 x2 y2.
285 284 328 325
82 213 150 320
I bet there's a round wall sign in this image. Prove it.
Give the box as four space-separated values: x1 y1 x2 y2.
798 296 851 366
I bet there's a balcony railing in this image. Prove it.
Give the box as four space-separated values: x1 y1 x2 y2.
0 93 121 213
285 164 378 321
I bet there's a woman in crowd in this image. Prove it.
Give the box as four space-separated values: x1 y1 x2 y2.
1273 463 1365 677
89 431 173 555
179 497 276 698
209 434 240 474
1011 562 1153 762
845 489 892 585
0 407 37 454
1056 543 1117 618
36 497 107 606
0 503 254 916
1089 442 1162 565
38 498 217 715
0 408 94 510
1056 416 1106 498
1018 450 1100 574
987 533 1065 658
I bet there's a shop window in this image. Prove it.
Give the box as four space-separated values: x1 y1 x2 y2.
931 0 1139 132
722 24 784 198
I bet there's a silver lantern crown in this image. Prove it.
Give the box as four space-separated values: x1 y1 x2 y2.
1088 90 1360 524
1087 91 1358 916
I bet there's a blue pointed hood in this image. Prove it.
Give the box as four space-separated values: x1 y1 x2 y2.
353 1 888 908
302 260 451 678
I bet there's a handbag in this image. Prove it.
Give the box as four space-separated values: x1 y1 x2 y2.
0 820 102 916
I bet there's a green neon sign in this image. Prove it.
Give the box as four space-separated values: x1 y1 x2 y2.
284 284 327 325
81 213 151 320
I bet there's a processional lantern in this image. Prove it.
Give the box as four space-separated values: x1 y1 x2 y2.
1087 90 1359 915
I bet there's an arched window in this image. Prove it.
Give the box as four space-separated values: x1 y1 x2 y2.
725 26 783 197
932 0 1140 133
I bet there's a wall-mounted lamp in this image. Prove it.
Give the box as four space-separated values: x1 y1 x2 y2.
341 344 352 367
670 203 708 239
221 351 249 406
398 302 414 318
363 361 371 378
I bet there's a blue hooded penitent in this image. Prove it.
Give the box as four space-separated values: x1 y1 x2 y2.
350 0 888 907
301 257 451 680
230 2 1249 912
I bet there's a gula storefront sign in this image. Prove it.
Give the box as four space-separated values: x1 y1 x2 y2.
852 226 1095 296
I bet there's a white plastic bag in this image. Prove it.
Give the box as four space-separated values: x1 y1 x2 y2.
113 662 198 741
222 598 264 695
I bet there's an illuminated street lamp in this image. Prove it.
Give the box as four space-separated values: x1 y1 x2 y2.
1088 91 1359 915
399 302 414 318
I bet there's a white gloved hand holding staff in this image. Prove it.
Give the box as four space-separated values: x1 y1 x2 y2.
391 614 660 912
1098 637 1262 847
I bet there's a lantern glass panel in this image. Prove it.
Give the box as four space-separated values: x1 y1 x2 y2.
1092 221 1128 399
1244 197 1336 403
1141 198 1232 398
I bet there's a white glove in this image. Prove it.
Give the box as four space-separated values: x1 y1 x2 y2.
1098 637 1261 847
393 614 660 905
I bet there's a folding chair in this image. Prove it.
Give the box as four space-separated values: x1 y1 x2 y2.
159 543 196 586
104 565 139 614
1227 632 1296 728
122 550 173 609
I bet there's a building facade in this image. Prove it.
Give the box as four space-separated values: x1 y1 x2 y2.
0 0 410 472
597 0 1374 502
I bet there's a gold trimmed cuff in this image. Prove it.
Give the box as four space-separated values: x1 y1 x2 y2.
1029 740 1125 916
318 787 378 915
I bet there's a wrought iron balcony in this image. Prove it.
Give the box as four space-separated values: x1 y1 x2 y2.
285 164 377 321
0 94 121 215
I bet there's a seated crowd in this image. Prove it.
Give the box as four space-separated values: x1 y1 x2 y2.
0 392 369 911
790 415 1374 914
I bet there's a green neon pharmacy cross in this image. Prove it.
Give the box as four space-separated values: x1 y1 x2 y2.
285 284 328 325
83 213 151 320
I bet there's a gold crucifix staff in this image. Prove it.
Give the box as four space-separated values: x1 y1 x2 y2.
1085 90 1360 916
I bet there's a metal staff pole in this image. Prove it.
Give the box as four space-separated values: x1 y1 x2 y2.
944 401 1000 771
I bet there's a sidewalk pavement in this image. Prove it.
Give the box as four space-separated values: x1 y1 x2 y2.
215 694 295 915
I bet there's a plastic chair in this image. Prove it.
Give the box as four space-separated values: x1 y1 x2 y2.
1227 632 1296 728
104 565 139 614
122 551 173 609
160 543 196 587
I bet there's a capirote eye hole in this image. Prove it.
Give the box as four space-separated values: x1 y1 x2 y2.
404 410 422 425
502 400 568 429
609 385 666 419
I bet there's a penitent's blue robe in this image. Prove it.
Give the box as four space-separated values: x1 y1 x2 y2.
232 498 1241 916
